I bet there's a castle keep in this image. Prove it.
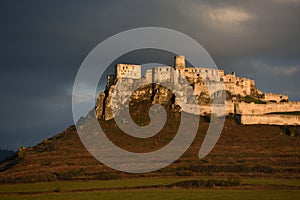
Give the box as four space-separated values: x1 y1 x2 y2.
96 55 300 125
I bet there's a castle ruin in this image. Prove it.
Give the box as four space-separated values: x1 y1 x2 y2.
96 55 300 125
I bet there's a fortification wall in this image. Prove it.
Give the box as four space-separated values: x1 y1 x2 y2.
145 69 152 83
116 64 141 79
179 67 220 82
181 101 234 116
241 114 300 125
263 93 289 102
218 70 225 76
153 66 174 83
106 56 300 125
222 74 252 96
235 102 300 115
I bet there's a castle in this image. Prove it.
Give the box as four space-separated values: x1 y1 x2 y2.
96 55 300 125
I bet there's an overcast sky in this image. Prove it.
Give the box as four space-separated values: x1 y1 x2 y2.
0 0 300 150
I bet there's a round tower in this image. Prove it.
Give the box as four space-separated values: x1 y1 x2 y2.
175 55 185 70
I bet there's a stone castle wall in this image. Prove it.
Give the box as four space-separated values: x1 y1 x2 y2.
263 93 289 102
177 67 220 82
235 102 300 115
145 69 152 83
181 101 234 116
221 72 253 96
116 56 257 98
116 64 141 79
153 66 175 84
97 55 300 125
241 114 300 125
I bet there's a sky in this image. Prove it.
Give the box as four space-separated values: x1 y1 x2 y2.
0 0 300 150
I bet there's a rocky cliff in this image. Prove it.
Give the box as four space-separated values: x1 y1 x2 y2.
95 77 212 121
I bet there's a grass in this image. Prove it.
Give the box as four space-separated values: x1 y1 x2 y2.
243 178 300 186
0 178 299 200
242 96 266 104
0 178 191 193
0 177 299 192
0 178 294 193
0 189 299 200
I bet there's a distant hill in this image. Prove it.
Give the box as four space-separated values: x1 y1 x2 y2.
0 99 299 183
0 149 15 163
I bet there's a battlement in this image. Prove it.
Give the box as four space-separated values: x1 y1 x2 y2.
153 66 174 83
116 64 141 79
177 67 220 82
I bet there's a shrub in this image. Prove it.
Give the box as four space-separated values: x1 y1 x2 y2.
168 177 241 188
176 170 193 176
242 96 266 104
187 164 276 173
54 187 61 192
54 168 86 180
95 172 120 180
280 125 300 137
227 176 241 186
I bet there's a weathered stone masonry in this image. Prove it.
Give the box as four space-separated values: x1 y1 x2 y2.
96 55 300 125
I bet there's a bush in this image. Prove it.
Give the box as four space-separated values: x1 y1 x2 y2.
242 96 266 104
95 172 120 180
252 165 277 173
280 125 300 137
187 164 277 174
54 187 61 192
54 168 86 180
227 176 241 186
176 170 193 176
169 177 241 188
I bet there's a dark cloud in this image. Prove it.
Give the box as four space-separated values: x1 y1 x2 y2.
0 0 299 150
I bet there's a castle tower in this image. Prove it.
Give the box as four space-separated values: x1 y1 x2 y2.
175 55 185 70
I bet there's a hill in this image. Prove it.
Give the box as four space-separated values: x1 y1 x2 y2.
0 99 299 183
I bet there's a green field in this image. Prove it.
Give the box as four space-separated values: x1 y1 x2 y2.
0 178 189 193
0 178 299 200
1 190 299 200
